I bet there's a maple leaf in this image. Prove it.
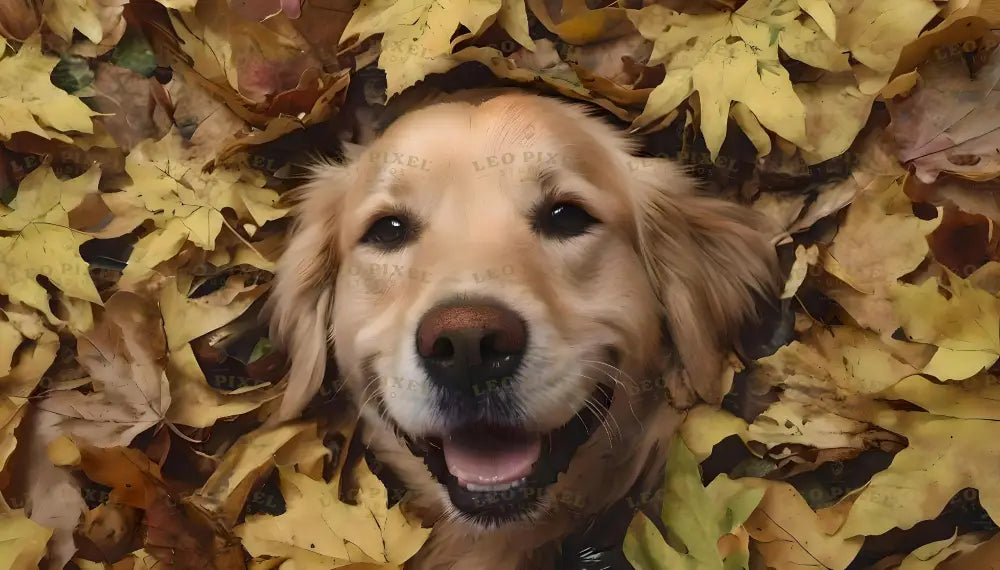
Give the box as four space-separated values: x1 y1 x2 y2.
37 291 171 448
236 456 431 568
628 0 830 160
0 164 102 323
744 480 863 569
0 35 98 142
43 0 127 56
624 437 765 570
835 410 1000 539
889 270 1000 378
188 421 338 527
103 127 288 288
341 0 535 97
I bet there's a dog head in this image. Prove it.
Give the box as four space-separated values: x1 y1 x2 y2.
268 92 780 530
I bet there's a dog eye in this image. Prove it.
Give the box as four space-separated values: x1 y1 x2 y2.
361 215 410 249
537 202 599 238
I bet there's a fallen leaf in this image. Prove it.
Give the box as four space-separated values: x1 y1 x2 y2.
236 457 431 568
104 127 288 289
166 342 281 428
341 0 534 96
629 2 811 160
823 176 941 295
43 0 127 56
38 291 171 448
0 164 103 323
624 436 764 569
0 506 53 570
838 0 940 95
0 35 98 142
889 270 1000 374
744 480 864 569
0 0 41 41
836 410 1000 538
188 420 337 527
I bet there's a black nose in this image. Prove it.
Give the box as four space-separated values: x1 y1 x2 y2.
415 302 528 392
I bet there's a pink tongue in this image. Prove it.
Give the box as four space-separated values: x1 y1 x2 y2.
442 431 542 486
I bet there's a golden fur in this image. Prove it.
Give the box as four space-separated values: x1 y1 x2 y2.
267 90 781 569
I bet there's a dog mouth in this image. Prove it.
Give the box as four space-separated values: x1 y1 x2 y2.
403 382 614 524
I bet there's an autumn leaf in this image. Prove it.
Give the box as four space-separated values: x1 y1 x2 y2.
187 420 338 527
42 0 127 56
236 456 431 568
628 0 832 160
0 506 53 570
889 270 1000 377
822 175 941 295
0 35 98 142
744 480 863 569
624 436 764 570
341 0 534 97
38 291 171 448
166 342 282 428
835 410 1000 539
0 164 103 323
103 127 288 288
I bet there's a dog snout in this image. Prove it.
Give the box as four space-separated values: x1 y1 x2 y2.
416 302 527 391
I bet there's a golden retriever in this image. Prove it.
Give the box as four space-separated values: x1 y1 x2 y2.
267 89 781 569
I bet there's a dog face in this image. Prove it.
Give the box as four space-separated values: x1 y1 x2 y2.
269 92 779 531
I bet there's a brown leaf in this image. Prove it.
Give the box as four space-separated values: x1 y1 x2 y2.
144 487 247 570
38 291 171 448
90 63 174 152
927 205 1000 276
0 0 41 41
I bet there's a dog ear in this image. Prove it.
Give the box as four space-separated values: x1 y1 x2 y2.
266 161 353 423
630 159 782 405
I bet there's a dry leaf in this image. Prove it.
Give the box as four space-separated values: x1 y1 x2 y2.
38 291 171 447
341 0 534 96
0 35 98 142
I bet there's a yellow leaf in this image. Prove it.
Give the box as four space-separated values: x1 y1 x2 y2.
791 72 876 165
823 176 941 295
883 373 1000 421
680 405 750 462
342 0 532 96
756 326 920 397
889 272 1000 360
0 165 103 322
744 480 863 569
110 128 288 286
0 509 53 570
0 400 28 474
839 0 940 94
797 0 837 40
189 421 338 527
159 275 267 351
154 0 197 9
0 303 60 398
781 244 819 299
166 343 281 428
236 458 431 568
837 411 1000 538
43 0 126 53
46 435 81 466
0 35 97 141
631 0 836 159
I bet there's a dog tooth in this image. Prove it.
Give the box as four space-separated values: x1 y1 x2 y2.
461 477 527 493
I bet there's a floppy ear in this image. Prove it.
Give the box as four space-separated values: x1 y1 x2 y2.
266 160 354 424
630 159 782 405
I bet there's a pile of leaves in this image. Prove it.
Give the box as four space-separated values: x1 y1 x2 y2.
1 0 999 567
